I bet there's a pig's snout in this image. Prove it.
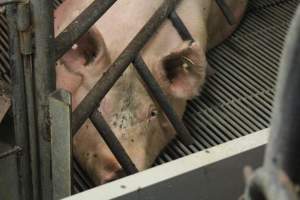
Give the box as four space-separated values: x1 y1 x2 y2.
99 155 126 184
101 168 126 184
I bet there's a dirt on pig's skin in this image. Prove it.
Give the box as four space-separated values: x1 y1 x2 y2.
55 0 248 185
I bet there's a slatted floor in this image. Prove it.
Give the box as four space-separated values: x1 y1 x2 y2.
0 0 298 193
152 0 298 166
74 0 299 192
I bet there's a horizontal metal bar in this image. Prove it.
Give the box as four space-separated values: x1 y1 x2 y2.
54 0 117 60
72 0 181 135
133 55 193 145
0 0 24 6
64 129 269 200
0 146 22 159
169 11 194 41
215 0 236 25
90 110 138 174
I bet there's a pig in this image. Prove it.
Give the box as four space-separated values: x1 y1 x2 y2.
54 0 248 185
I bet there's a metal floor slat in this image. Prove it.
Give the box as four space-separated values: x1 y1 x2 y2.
156 0 299 167
0 0 298 193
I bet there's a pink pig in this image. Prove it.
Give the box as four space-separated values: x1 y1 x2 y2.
55 0 248 184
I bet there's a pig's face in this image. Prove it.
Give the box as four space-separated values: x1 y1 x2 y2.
57 28 207 185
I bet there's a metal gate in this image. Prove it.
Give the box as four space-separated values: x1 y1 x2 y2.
0 0 236 199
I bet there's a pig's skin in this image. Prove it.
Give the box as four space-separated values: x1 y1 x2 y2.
55 0 248 184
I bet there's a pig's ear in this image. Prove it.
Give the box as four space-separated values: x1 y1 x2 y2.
60 28 107 70
160 41 207 99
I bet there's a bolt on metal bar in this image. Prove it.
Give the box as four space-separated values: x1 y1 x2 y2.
133 55 193 145
169 11 194 41
215 0 236 25
55 0 117 60
0 146 22 159
90 110 138 174
72 0 181 135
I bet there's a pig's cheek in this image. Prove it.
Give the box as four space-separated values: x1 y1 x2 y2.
135 109 149 123
99 97 113 118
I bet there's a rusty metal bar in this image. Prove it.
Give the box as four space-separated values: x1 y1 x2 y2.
0 0 24 6
72 0 181 135
49 90 73 199
54 0 117 60
0 146 22 159
169 11 194 41
90 110 138 174
31 0 56 199
133 55 193 145
215 0 236 25
6 4 33 199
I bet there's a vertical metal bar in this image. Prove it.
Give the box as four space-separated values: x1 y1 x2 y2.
31 0 56 199
264 5 300 184
90 110 138 174
17 2 41 199
133 55 193 145
6 4 33 200
50 90 72 200
23 54 41 200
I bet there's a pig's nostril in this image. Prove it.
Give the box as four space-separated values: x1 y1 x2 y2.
115 169 126 178
102 169 126 184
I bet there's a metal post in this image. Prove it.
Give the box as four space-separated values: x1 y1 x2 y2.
31 0 56 199
49 90 72 200
244 5 300 200
6 4 33 200
264 5 300 184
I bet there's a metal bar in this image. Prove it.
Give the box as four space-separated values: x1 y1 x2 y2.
31 0 56 199
264 5 300 185
244 6 300 200
0 0 24 6
0 146 22 159
64 129 269 200
72 0 181 135
50 90 72 200
90 110 138 174
6 4 33 199
54 0 117 60
133 55 193 145
215 0 236 25
17 2 41 199
169 11 194 41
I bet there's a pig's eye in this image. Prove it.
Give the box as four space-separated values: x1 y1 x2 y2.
149 109 158 118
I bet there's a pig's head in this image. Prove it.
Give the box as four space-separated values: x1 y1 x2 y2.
56 26 207 184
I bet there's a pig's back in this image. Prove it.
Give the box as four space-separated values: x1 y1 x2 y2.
96 0 211 65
